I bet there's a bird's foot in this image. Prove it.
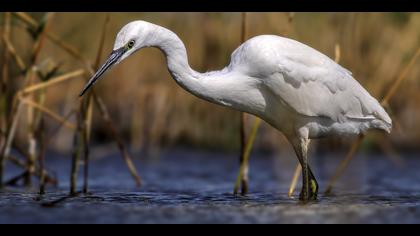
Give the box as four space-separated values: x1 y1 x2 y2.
299 191 316 202
299 179 318 202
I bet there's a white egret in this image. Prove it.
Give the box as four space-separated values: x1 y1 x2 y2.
80 21 392 201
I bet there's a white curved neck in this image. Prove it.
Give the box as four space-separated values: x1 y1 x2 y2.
141 24 264 117
149 27 192 78
146 26 232 106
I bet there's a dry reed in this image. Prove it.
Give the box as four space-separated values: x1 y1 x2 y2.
0 12 141 193
324 45 420 194
0 12 418 198
234 12 295 196
234 12 249 196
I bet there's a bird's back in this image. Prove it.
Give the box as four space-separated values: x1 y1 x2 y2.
230 35 350 78
228 35 392 136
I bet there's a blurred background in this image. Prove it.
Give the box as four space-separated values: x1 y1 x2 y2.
0 12 419 157
1 12 420 223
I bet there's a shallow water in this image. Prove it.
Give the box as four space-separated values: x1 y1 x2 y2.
1 148 420 224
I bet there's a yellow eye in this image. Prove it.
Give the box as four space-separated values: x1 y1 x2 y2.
127 40 135 49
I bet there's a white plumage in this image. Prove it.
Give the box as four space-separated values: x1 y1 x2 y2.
221 35 391 137
80 20 392 201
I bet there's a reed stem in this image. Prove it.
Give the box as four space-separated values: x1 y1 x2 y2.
82 13 110 194
93 94 142 187
235 12 249 196
0 101 24 187
70 109 84 195
324 45 420 194
37 118 46 194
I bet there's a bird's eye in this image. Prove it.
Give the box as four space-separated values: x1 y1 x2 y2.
127 40 135 49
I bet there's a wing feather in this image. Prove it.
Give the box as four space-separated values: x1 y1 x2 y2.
231 35 391 126
266 59 389 124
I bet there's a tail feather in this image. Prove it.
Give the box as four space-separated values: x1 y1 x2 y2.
372 102 392 133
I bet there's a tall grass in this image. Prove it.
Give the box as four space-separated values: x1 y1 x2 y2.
324 45 420 194
234 12 295 196
0 13 141 194
0 12 419 194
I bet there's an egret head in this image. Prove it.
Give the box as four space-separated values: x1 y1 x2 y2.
79 21 156 97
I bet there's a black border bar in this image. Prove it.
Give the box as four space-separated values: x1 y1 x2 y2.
0 0 418 12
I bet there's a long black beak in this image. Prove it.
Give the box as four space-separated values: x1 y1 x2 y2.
79 47 126 97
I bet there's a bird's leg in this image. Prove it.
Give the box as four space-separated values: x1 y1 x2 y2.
300 147 310 202
308 168 319 200
292 138 317 201
288 164 318 199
